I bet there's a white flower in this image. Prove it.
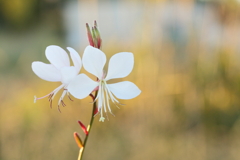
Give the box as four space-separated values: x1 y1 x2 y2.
68 46 141 121
32 45 82 111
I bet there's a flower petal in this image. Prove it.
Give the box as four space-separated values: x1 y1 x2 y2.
67 74 99 99
46 45 70 69
82 46 106 79
107 81 141 99
105 52 134 80
67 47 82 73
32 61 61 82
60 66 78 85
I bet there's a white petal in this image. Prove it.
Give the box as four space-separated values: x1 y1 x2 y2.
60 66 78 85
67 74 99 99
105 52 134 80
46 45 70 69
32 61 61 82
67 47 82 73
107 81 141 99
82 45 106 79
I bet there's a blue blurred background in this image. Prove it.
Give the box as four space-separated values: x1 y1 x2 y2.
1 0 240 159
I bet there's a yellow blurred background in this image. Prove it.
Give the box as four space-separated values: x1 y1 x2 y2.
1 0 240 159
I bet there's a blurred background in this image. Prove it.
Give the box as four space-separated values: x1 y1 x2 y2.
1 0 240 159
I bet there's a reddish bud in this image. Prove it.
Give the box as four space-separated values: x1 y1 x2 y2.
97 37 102 49
73 132 83 148
86 23 94 47
78 120 89 135
86 21 102 49
94 26 102 49
91 27 98 48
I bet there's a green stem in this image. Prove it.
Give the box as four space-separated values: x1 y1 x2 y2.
78 91 98 160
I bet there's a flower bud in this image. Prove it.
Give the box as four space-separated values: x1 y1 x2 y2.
86 21 102 49
86 23 94 47
94 26 102 49
78 120 89 135
73 132 83 148
92 27 98 48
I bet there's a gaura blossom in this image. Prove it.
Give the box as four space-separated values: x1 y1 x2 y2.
32 45 82 111
68 46 141 122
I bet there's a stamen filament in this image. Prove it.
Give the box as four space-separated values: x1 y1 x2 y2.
34 84 65 103
103 85 113 114
104 81 120 104
97 84 102 112
102 83 107 113
104 82 121 110
96 80 122 121
50 84 65 100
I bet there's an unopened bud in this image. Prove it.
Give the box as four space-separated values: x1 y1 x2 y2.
73 132 83 148
78 120 89 135
94 26 102 49
86 21 102 49
91 27 98 48
86 23 94 47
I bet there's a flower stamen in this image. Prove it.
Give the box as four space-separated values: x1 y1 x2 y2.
96 80 123 121
67 93 74 101
61 100 66 107
48 93 54 101
58 104 62 113
103 86 114 115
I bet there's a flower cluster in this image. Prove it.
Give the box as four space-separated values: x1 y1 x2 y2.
32 45 141 121
32 23 141 122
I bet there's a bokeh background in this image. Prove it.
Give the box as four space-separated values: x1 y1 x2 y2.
1 0 240 159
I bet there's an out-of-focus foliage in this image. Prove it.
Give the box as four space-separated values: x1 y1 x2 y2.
0 0 38 29
2 0 240 160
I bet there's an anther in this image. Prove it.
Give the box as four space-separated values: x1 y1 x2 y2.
48 93 54 101
61 100 66 107
58 105 62 113
68 96 73 101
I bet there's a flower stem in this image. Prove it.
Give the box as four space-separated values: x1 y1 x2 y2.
77 91 98 160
